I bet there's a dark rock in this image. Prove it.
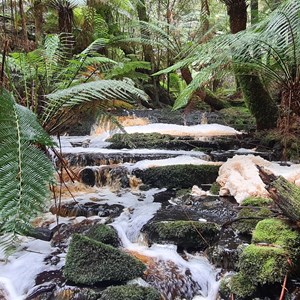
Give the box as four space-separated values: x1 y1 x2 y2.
100 284 161 300
153 189 176 204
143 220 220 251
27 227 53 241
50 202 124 218
133 165 220 189
64 234 146 285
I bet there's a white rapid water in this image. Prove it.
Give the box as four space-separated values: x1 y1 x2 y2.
109 188 220 300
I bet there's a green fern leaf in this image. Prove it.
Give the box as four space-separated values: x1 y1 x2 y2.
42 79 149 125
0 89 54 254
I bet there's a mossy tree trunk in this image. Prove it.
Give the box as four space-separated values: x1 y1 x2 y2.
238 75 278 130
223 0 279 130
180 67 227 110
259 168 300 222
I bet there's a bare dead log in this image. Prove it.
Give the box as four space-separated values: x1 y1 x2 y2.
259 167 300 222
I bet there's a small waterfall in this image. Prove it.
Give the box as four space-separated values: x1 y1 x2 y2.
111 189 220 300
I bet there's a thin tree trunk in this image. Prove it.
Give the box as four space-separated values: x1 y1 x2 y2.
18 0 29 51
33 0 43 45
251 0 259 24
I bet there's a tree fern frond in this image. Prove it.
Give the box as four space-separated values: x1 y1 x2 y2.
42 79 149 126
0 89 54 254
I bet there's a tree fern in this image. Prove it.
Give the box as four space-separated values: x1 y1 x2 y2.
0 89 54 254
41 79 149 129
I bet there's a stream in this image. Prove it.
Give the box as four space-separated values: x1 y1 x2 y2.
0 112 299 300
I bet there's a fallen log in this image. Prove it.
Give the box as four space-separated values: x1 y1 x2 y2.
259 167 300 222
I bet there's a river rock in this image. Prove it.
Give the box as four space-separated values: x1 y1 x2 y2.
99 284 161 300
143 220 220 251
85 224 120 247
133 164 220 189
64 234 146 285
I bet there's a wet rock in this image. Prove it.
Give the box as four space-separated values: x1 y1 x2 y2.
51 219 99 247
99 284 161 300
61 152 208 168
79 166 130 188
207 228 249 271
143 257 202 300
143 220 220 251
27 227 53 241
64 234 146 285
50 202 124 218
133 165 220 189
85 224 120 247
232 207 273 235
153 189 176 205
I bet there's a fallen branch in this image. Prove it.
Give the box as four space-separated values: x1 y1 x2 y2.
258 167 300 222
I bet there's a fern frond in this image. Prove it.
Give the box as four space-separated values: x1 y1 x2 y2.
0 89 54 254
42 79 149 125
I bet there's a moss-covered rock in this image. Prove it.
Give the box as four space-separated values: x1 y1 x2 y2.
107 133 178 149
143 220 220 251
133 165 220 189
239 244 288 285
99 285 161 300
242 196 273 207
233 207 272 235
85 224 120 247
229 272 257 298
252 219 300 258
64 234 146 285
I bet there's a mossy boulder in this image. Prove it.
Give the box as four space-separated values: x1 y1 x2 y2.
99 285 161 300
85 224 120 247
252 218 300 261
229 272 257 298
233 207 272 235
239 244 288 285
64 234 146 285
133 165 220 189
242 196 273 207
143 220 220 251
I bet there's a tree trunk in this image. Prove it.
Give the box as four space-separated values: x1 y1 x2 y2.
259 168 300 222
223 0 278 130
136 0 154 66
180 67 227 110
18 0 29 51
238 75 278 129
224 0 247 34
33 0 43 45
251 0 259 24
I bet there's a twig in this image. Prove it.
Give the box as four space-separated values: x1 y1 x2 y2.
279 274 288 300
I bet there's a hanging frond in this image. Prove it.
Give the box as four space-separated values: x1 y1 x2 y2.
42 79 149 126
0 89 54 254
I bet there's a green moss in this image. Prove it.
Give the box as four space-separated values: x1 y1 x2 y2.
107 133 175 149
85 224 119 247
239 244 288 285
209 182 221 195
242 196 272 207
230 273 256 298
219 106 256 131
100 285 161 300
233 207 272 235
64 234 146 285
144 221 220 251
133 165 220 189
252 218 300 250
